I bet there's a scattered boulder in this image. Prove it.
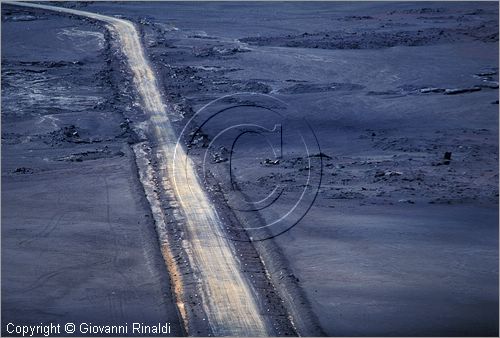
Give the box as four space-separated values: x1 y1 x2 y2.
190 133 209 148
212 153 228 163
63 125 79 139
375 170 403 177
262 158 280 166
13 167 34 174
210 147 230 163
47 125 83 144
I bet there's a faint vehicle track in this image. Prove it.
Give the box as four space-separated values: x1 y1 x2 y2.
6 2 274 335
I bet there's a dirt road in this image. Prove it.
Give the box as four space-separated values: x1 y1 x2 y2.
6 1 274 336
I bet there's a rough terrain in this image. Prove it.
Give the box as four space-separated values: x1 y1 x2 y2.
2 2 499 337
1 4 184 336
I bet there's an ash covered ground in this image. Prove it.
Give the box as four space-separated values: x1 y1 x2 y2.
1 4 184 335
2 2 499 337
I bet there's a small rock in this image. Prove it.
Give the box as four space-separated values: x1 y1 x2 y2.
443 151 452 165
212 153 228 163
376 170 403 177
13 167 34 174
262 158 280 165
386 171 403 176
63 125 80 138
